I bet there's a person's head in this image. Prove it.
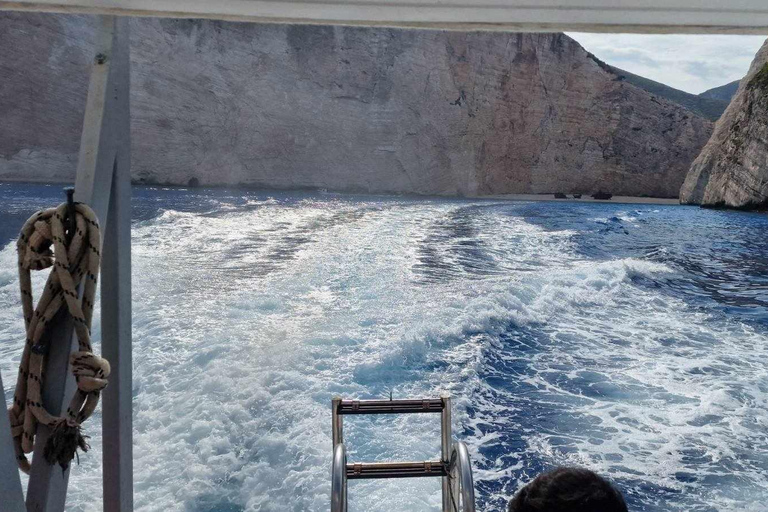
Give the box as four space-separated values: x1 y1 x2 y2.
508 467 628 512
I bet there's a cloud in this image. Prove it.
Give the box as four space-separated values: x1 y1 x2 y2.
567 33 767 94
593 47 662 69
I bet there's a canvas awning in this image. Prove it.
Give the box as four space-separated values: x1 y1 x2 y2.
0 0 767 33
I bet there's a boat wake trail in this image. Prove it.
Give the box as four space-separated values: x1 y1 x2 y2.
1 186 766 511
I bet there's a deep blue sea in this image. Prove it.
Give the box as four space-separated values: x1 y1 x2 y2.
1 183 767 512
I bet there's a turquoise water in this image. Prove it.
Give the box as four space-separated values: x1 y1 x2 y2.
1 183 767 511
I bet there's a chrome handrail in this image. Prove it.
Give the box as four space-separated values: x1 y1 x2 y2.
448 442 476 512
331 443 348 512
329 396 476 512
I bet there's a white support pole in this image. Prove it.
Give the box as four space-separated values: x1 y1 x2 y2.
0 372 26 512
26 15 132 512
100 16 133 512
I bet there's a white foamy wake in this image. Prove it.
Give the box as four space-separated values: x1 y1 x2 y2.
462 254 768 511
0 197 764 511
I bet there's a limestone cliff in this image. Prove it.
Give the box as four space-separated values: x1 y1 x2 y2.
0 13 713 197
680 40 768 209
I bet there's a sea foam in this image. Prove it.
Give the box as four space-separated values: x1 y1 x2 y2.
0 192 766 511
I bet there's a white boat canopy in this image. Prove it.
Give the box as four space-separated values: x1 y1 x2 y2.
1 0 767 33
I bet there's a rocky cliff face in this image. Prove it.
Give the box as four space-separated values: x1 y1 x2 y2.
0 13 713 197
680 40 768 209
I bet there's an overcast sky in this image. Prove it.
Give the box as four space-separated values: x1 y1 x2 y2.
568 33 767 95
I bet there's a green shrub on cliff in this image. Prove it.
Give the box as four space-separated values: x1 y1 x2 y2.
748 63 768 91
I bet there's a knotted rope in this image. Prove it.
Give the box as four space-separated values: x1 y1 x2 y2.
7 202 109 472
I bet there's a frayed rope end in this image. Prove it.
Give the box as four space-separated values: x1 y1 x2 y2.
43 420 90 471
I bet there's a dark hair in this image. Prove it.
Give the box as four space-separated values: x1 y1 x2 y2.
508 467 628 512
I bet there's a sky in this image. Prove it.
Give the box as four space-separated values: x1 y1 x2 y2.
568 33 767 95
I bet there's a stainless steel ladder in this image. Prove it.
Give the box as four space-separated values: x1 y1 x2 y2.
330 394 476 511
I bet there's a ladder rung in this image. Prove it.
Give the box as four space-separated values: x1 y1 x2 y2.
337 399 444 415
346 461 447 480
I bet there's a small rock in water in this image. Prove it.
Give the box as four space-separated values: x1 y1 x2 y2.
573 194 582 199
554 192 568 199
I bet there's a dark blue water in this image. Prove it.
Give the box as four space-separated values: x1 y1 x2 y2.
1 182 767 511
463 203 768 512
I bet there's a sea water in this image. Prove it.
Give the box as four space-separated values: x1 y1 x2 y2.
1 183 767 512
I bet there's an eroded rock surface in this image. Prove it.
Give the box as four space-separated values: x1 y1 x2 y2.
680 40 768 209
0 13 713 197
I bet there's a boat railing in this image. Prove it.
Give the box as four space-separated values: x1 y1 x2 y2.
447 441 476 512
331 443 348 512
330 395 476 511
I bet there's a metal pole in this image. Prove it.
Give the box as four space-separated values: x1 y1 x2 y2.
332 397 343 448
331 444 348 512
441 393 452 512
0 371 25 512
452 442 476 512
100 16 133 512
26 15 132 512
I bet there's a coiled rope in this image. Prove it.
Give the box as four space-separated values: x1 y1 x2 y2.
7 201 109 472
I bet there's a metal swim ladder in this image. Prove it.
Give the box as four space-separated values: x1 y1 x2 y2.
331 395 476 511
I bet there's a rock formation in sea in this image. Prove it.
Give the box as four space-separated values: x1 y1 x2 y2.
0 13 713 197
680 39 768 209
